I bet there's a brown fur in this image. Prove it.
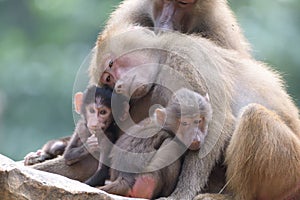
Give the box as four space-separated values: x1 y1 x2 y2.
24 136 70 166
30 155 98 182
64 86 119 187
63 119 99 165
90 25 300 199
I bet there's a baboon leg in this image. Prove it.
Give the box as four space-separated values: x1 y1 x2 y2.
226 103 300 200
100 175 158 199
85 165 109 187
30 155 98 182
128 174 159 199
98 176 131 196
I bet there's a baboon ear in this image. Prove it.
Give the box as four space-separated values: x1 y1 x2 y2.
74 92 83 114
154 108 167 127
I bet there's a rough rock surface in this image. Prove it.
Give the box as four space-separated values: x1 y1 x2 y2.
0 154 140 200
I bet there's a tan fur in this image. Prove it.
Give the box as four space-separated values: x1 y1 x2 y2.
226 104 300 200
89 25 300 199
103 0 250 55
89 0 251 85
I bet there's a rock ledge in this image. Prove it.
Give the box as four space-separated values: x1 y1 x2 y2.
0 154 136 200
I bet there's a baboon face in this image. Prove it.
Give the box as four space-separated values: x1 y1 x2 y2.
75 86 113 134
155 89 212 151
85 100 113 134
100 52 160 99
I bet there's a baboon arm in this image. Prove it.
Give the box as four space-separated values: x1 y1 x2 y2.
145 138 184 172
63 132 89 165
85 165 109 187
64 145 89 165
85 136 113 186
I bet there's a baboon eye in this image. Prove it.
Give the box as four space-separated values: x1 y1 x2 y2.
99 110 107 115
181 121 189 126
108 60 114 68
106 75 111 83
194 119 202 124
100 72 115 87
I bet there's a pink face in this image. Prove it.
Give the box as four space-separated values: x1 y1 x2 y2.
100 54 137 88
176 115 207 151
153 0 197 32
99 52 159 99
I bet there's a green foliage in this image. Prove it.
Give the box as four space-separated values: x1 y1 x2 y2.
0 0 299 160
0 0 122 160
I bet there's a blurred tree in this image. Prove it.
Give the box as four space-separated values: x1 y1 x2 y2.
230 0 300 105
0 0 299 160
0 0 122 160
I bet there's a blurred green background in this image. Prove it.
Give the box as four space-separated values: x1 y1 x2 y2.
0 0 299 161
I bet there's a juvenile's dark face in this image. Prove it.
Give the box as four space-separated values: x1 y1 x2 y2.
153 0 197 32
85 99 113 134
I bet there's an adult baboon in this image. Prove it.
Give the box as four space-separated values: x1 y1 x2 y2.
100 0 251 57
25 0 250 186
90 25 300 199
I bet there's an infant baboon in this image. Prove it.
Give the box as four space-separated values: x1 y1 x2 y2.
27 86 126 184
84 89 130 187
100 88 212 199
23 86 114 167
64 85 120 186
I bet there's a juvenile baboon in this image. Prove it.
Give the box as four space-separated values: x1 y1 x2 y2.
24 86 114 166
91 26 300 199
30 86 120 184
64 85 120 186
98 0 250 58
99 88 212 199
85 90 130 187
